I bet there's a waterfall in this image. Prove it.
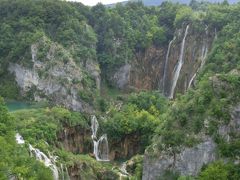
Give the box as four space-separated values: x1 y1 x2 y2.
169 25 189 98
15 133 60 180
91 115 109 161
29 144 59 180
60 164 70 180
118 162 130 179
120 162 129 176
15 133 25 144
187 73 197 89
188 26 209 89
163 36 176 95
214 28 218 40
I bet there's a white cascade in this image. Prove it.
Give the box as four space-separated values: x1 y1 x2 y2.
118 162 130 180
91 115 109 161
120 162 129 176
60 164 70 180
188 26 209 89
15 133 60 180
163 36 176 95
15 133 25 144
29 144 59 180
169 25 190 98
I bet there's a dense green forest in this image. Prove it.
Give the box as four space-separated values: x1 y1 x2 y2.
0 0 240 179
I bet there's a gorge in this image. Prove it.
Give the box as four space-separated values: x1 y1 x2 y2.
0 0 240 180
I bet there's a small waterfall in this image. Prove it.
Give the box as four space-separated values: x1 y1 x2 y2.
91 115 109 161
15 133 60 180
60 164 70 180
169 25 190 98
15 133 25 144
120 162 129 176
163 36 176 95
214 28 218 40
29 144 59 180
118 162 129 179
187 73 197 89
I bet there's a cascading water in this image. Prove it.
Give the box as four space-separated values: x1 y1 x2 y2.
15 133 25 144
188 26 209 88
120 162 129 176
169 25 190 98
91 115 109 161
15 133 67 180
29 144 59 180
163 36 176 95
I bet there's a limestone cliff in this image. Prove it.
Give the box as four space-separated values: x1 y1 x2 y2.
8 36 100 112
142 102 240 179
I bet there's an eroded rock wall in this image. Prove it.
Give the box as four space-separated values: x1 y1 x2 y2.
8 36 100 112
112 24 215 98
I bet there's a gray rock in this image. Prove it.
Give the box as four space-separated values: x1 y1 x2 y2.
112 64 131 89
8 37 98 113
142 138 216 180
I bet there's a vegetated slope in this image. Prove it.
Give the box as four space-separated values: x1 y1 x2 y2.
0 0 100 112
0 0 240 179
143 3 240 179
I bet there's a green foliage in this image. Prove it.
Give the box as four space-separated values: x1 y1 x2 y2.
151 2 240 154
104 91 168 151
157 170 179 180
0 73 20 99
13 107 89 144
128 155 143 180
0 97 53 179
174 6 193 27
199 161 240 180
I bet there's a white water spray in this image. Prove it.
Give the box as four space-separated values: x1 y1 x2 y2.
169 25 189 98
163 36 176 95
91 115 109 161
15 133 25 144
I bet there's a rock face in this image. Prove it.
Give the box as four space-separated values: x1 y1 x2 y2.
111 64 131 89
142 138 217 180
218 104 240 141
143 103 240 180
109 134 142 160
57 125 92 154
8 36 100 112
111 24 215 98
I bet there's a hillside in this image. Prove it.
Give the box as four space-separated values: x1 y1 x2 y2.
0 0 240 179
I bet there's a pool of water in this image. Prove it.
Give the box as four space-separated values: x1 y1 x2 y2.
6 101 32 111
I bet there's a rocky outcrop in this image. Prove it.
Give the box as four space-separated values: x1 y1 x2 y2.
143 103 240 180
111 64 131 89
8 36 100 112
218 104 240 142
142 138 217 180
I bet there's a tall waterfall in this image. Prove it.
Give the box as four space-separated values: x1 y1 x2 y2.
188 26 209 89
169 25 189 98
91 116 109 161
163 36 176 95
